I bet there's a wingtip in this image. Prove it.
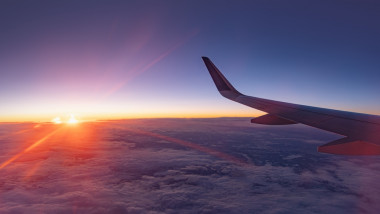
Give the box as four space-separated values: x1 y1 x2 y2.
201 56 210 61
202 56 242 97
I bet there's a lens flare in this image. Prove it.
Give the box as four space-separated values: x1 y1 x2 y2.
52 117 62 124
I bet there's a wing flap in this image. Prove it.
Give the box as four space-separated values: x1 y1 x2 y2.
318 137 380 155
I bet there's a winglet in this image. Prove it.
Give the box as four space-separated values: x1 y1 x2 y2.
202 57 242 98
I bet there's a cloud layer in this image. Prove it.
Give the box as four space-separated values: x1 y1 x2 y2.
1 118 380 213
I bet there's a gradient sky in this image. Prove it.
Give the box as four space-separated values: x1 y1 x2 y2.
1 0 380 122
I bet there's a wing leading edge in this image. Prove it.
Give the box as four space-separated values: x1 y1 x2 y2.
202 56 380 155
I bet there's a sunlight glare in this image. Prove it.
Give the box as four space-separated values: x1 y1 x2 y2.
67 114 79 124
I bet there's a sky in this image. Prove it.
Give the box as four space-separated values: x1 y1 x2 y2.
1 0 380 122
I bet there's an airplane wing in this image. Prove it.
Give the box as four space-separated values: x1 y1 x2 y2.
202 56 380 155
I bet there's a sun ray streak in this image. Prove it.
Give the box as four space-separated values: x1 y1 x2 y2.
99 29 199 101
112 125 247 166
0 127 60 170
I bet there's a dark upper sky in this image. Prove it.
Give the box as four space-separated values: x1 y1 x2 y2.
1 0 380 121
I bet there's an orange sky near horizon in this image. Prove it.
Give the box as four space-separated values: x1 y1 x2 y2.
0 110 262 123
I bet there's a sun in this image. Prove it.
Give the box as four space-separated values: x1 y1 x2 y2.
67 114 79 124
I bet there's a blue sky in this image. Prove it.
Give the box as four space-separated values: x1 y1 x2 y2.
1 0 379 121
